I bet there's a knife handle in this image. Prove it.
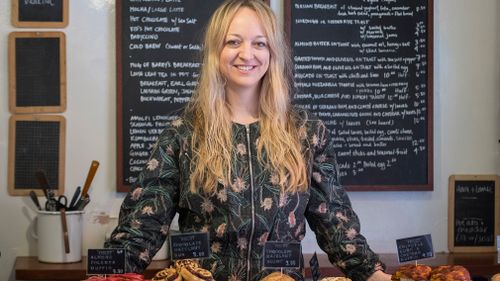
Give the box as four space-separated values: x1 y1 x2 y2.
81 160 99 197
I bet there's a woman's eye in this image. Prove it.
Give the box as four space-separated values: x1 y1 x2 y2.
226 40 240 46
255 41 267 48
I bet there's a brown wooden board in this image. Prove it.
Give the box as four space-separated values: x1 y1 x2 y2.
11 0 68 28
8 115 66 196
9 32 67 113
284 0 434 191
448 175 499 253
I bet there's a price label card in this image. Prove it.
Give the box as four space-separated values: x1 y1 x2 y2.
396 234 434 263
263 241 301 268
87 248 126 275
170 232 210 260
309 252 321 281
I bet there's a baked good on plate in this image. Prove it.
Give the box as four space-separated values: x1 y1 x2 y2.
152 267 181 281
429 265 471 281
179 266 215 281
391 264 432 281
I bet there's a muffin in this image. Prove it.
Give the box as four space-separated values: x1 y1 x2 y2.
391 264 432 281
260 272 295 281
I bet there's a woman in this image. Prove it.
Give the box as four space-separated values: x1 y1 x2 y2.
106 1 392 280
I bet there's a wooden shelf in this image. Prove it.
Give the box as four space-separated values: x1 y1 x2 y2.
15 253 500 280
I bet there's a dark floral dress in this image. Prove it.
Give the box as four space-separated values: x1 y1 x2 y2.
105 110 385 281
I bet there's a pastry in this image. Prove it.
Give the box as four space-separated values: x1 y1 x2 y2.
260 272 295 281
179 266 215 281
429 265 471 281
320 277 352 281
174 259 199 271
152 267 182 281
391 264 432 281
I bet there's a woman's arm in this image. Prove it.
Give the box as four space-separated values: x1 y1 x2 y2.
105 125 182 272
304 119 386 281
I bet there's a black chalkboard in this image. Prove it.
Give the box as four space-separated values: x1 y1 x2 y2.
285 0 434 191
263 241 301 268
87 248 126 275
116 0 226 191
8 115 66 196
170 232 210 260
448 175 499 253
396 234 434 263
8 32 66 113
12 0 68 28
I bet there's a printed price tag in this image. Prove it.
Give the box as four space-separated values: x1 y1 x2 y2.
170 232 210 260
87 248 126 275
396 234 434 263
263 241 301 268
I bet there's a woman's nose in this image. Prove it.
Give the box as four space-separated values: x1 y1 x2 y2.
238 43 254 60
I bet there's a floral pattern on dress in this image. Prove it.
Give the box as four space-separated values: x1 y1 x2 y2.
105 109 385 281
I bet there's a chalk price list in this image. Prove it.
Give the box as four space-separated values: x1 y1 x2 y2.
291 0 429 186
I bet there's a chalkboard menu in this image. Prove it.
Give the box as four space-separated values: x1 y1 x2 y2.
12 0 68 28
8 32 67 113
396 234 433 263
8 115 66 196
448 175 499 253
87 249 125 275
116 0 226 191
285 0 433 191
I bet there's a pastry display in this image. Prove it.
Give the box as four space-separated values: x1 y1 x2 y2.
179 266 215 281
392 264 472 281
260 272 295 281
391 264 432 281
152 267 181 281
429 265 471 281
174 259 200 271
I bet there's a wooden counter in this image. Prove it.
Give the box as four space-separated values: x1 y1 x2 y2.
15 253 500 280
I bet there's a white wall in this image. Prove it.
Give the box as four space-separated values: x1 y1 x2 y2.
1 1 499 280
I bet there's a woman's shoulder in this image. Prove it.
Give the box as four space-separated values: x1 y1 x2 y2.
157 113 194 141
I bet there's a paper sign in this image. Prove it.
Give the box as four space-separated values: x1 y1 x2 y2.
396 234 434 263
263 241 301 268
87 248 125 275
170 232 210 260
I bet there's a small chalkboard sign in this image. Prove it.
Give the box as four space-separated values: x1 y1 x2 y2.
8 32 66 114
396 234 434 263
87 249 126 275
309 252 321 281
448 175 499 253
170 232 210 260
8 115 66 196
11 0 68 28
263 241 301 268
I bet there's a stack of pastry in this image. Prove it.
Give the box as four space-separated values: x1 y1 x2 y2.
391 264 471 281
152 259 215 281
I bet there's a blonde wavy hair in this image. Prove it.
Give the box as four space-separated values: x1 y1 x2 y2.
185 0 307 194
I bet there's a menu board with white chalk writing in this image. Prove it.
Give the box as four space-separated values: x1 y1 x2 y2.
448 175 499 253
116 0 225 192
285 0 434 191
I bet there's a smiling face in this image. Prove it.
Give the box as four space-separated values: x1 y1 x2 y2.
219 7 270 95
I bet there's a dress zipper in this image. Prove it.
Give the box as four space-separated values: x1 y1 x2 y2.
245 125 256 281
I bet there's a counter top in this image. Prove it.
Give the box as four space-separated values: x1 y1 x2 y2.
15 252 500 280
